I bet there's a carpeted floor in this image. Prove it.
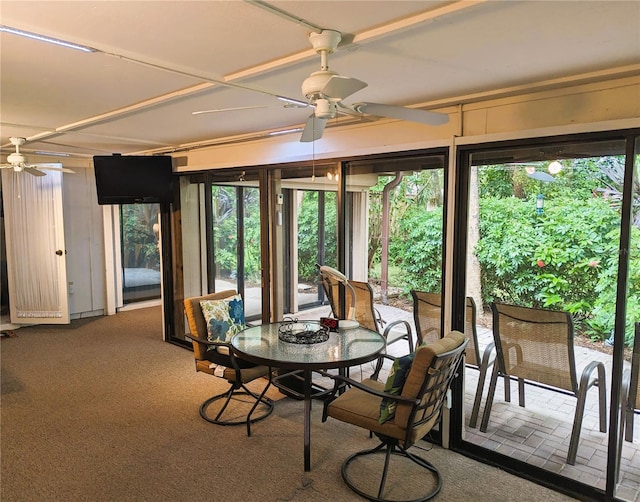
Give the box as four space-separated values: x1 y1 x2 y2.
0 306 578 501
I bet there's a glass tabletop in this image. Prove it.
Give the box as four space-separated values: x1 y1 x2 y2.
231 320 386 370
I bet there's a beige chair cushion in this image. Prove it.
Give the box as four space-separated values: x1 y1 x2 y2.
327 330 466 444
184 290 237 360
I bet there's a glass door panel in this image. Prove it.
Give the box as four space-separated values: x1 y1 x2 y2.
462 138 633 492
271 163 340 318
211 182 262 321
120 203 161 304
616 138 639 501
295 189 337 311
344 154 447 358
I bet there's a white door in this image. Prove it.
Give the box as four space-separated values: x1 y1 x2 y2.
1 168 70 324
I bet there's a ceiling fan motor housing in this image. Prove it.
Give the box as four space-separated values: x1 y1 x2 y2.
302 70 337 100
302 30 343 100
7 152 25 166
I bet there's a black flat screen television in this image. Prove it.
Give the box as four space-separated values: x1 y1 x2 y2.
93 155 175 205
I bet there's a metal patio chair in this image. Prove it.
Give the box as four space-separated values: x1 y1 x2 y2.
319 265 414 353
480 302 607 465
183 290 274 436
322 330 468 502
410 291 502 428
622 322 640 442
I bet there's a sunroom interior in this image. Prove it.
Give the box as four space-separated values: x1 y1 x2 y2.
1 2 639 501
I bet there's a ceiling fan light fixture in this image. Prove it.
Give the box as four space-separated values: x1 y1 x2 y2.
314 99 335 119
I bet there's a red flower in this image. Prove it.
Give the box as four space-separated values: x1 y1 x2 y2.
588 260 600 267
536 259 545 268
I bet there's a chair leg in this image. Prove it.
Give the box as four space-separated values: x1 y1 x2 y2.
625 408 635 442
480 363 500 433
200 381 274 435
341 440 442 502
377 443 393 499
469 344 495 428
504 373 511 403
518 378 525 408
468 372 485 429
200 387 235 423
567 361 607 465
245 377 274 437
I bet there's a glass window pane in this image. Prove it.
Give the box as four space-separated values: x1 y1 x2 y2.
120 203 161 303
616 138 640 501
463 139 630 490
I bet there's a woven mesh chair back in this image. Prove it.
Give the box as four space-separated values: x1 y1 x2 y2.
320 273 378 331
348 280 379 332
411 291 481 366
491 303 577 394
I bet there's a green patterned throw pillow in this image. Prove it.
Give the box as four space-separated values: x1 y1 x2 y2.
378 352 415 424
199 294 246 343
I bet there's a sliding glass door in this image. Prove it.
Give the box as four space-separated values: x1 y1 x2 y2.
210 182 262 321
120 203 161 304
343 153 447 356
455 133 639 500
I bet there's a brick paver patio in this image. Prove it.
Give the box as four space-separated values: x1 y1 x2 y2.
297 301 640 501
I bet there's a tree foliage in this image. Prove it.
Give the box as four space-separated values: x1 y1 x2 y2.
121 204 160 270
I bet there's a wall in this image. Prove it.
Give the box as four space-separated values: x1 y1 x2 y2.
178 76 640 171
32 74 640 319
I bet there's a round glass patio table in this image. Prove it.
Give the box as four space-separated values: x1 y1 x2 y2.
231 320 385 471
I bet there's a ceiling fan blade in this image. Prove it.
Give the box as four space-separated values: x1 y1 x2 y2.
322 75 368 100
353 102 449 126
300 115 327 143
33 163 75 173
192 105 270 115
24 167 46 176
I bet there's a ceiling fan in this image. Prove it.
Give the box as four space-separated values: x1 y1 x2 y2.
299 29 449 142
0 137 74 176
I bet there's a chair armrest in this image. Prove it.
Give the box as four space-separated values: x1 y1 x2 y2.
374 307 387 328
184 333 229 349
320 369 420 422
322 370 420 405
184 333 244 373
480 341 497 368
382 319 411 337
382 320 414 352
370 353 401 381
579 360 606 389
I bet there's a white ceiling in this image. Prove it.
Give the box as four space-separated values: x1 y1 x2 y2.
1 0 639 160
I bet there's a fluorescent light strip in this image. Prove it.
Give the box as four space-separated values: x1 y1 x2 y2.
276 96 309 107
0 25 97 53
269 128 303 136
35 151 70 157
